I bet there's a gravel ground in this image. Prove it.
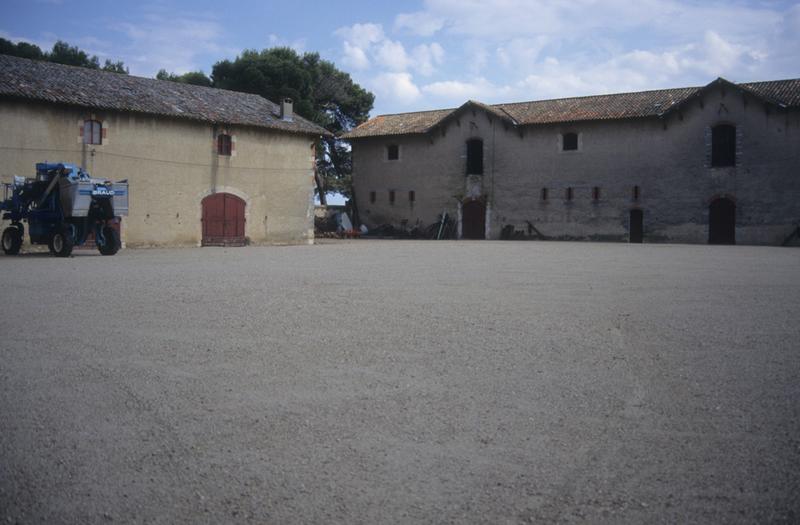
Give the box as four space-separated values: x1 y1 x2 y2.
1 240 799 524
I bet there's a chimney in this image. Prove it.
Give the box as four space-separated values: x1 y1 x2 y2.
280 98 293 121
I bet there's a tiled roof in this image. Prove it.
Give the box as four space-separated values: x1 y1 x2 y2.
343 77 800 139
344 108 454 138
0 54 329 136
495 87 699 125
740 79 800 107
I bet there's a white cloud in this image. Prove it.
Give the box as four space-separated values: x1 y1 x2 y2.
372 72 422 104
114 13 228 76
375 39 411 71
342 41 371 70
334 22 446 77
394 11 445 37
267 34 306 53
411 43 445 76
422 77 512 103
334 23 384 49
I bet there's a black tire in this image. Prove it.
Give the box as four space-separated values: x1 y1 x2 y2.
98 226 120 256
48 227 74 257
2 227 22 255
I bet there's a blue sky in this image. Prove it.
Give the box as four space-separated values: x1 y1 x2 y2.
2 0 799 118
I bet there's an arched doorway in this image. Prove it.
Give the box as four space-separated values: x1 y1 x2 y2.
629 209 643 243
709 198 735 245
202 193 246 246
462 199 486 239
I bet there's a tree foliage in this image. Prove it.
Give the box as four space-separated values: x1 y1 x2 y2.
156 69 212 87
0 38 128 73
209 48 374 202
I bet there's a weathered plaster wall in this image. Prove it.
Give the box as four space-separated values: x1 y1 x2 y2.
351 86 800 245
0 100 316 246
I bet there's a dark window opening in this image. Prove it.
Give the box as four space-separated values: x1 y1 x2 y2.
633 185 640 201
217 134 232 156
388 190 395 205
369 191 376 204
592 186 600 201
562 132 578 151
565 187 573 201
408 190 415 203
466 138 483 175
541 187 548 201
83 119 102 145
711 124 736 167
387 144 399 161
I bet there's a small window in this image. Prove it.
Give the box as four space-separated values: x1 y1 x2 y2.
369 191 376 204
408 190 415 203
562 132 578 151
218 134 232 156
387 144 399 161
632 185 640 201
388 190 395 205
565 187 574 201
592 186 600 201
541 187 548 201
466 138 483 175
83 119 102 145
711 124 735 167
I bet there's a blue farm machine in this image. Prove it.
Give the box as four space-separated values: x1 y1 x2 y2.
1 163 128 257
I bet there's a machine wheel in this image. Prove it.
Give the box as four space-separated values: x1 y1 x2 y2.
1 227 22 255
98 226 120 256
48 227 74 257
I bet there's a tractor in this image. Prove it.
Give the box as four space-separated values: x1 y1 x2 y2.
1 163 128 257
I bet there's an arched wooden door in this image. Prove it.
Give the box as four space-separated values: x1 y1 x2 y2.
462 200 486 240
202 193 246 246
709 198 735 245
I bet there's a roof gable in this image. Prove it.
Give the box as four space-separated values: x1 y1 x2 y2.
0 54 329 136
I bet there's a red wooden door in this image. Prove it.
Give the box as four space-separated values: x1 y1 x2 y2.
202 193 246 246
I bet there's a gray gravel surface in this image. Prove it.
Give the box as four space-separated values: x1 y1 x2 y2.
1 240 799 524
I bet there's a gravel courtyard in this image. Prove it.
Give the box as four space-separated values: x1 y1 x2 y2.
1 240 798 523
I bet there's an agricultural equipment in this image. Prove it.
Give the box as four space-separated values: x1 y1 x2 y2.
1 163 128 257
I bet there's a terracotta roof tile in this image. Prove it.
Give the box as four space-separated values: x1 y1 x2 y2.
343 78 800 139
0 54 329 136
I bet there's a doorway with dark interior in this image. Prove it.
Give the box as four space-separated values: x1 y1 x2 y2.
629 209 643 243
462 199 486 239
709 197 736 245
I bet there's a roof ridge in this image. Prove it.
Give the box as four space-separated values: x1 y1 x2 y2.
0 53 261 99
493 85 702 108
0 53 329 136
371 107 457 118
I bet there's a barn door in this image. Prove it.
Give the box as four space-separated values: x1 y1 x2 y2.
462 200 486 239
202 193 246 246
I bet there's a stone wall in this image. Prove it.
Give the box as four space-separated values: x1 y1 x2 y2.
351 85 800 245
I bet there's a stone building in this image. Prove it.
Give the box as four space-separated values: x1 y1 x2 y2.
343 78 800 245
0 54 328 247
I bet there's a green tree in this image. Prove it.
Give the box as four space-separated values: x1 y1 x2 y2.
0 38 45 60
102 59 128 74
0 38 128 73
48 40 100 68
211 48 373 204
156 69 212 87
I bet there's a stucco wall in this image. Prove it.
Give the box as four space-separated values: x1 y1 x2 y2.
351 86 800 245
0 99 316 246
